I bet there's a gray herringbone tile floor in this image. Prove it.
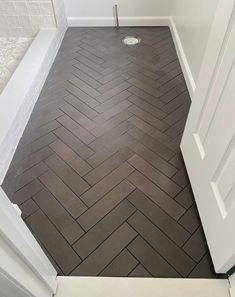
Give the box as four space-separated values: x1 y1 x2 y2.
3 27 218 278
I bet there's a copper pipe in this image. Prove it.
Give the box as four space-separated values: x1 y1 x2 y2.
114 5 119 29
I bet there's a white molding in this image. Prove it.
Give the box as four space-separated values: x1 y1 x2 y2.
67 16 171 27
0 269 33 297
0 26 66 185
168 17 196 98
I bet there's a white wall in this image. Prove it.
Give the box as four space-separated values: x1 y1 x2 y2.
64 0 219 86
170 0 219 83
0 0 56 37
65 0 171 22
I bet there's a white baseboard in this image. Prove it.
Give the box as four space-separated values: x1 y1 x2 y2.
168 17 196 98
68 16 171 27
0 25 67 185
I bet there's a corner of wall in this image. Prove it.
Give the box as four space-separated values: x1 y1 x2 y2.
168 17 196 99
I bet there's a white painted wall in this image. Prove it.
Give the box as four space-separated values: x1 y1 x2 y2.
170 0 219 83
64 0 219 85
65 0 171 20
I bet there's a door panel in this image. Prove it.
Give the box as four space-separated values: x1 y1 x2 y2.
181 1 235 273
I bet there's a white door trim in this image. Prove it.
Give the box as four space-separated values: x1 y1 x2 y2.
0 187 57 297
0 267 35 297
229 273 235 297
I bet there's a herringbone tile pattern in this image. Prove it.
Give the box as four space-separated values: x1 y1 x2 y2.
3 27 218 278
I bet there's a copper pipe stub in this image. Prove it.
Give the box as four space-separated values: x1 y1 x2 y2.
114 5 119 29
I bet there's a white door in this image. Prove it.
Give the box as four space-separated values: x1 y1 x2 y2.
0 187 57 297
181 0 235 273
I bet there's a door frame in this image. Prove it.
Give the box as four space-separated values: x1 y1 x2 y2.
230 274 235 297
1 0 235 295
0 187 57 297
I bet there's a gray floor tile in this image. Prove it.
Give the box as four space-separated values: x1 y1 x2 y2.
12 162 49 192
71 223 137 276
175 186 194 209
12 179 43 204
73 200 135 259
61 103 96 130
84 147 134 186
44 154 90 196
77 180 135 231
128 95 166 119
33 189 84 244
183 227 208 262
100 249 138 276
3 27 217 279
129 264 151 277
179 204 201 234
128 127 174 161
39 170 87 219
20 198 39 219
27 210 81 275
128 171 185 220
90 110 132 138
128 154 181 197
128 105 169 132
53 126 94 159
49 139 92 176
189 254 216 278
127 189 189 246
64 94 99 119
172 168 190 187
65 81 99 108
80 162 134 207
128 212 195 277
57 115 95 144
127 236 180 277
127 115 155 134
94 90 131 114
96 82 131 103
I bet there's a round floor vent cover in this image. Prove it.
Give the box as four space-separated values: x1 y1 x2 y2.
122 36 141 46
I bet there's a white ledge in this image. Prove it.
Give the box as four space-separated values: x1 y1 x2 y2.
55 277 230 297
0 29 59 184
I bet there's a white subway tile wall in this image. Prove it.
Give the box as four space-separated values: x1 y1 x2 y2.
53 0 67 28
0 1 58 36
